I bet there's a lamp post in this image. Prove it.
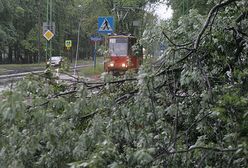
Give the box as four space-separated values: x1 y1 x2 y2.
74 20 81 76
74 5 83 76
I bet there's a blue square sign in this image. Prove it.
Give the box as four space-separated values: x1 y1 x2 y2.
98 16 114 34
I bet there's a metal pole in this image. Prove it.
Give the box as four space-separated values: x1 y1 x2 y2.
37 0 41 63
49 0 52 58
46 0 49 62
74 21 81 76
94 41 96 70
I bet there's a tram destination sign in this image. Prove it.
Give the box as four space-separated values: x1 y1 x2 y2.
90 36 103 42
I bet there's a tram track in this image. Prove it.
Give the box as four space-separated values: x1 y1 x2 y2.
0 71 43 85
0 62 104 92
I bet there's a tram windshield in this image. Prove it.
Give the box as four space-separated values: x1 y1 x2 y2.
109 38 128 56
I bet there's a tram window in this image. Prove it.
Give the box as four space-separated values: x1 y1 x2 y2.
116 38 128 43
109 38 128 56
129 38 137 55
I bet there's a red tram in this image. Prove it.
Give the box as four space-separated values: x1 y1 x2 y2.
104 35 143 75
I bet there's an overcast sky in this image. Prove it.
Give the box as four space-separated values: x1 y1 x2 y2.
154 2 173 20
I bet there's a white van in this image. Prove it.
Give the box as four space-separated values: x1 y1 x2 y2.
47 56 63 67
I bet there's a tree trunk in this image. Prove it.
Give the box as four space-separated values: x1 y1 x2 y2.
0 50 2 64
8 46 13 64
14 43 19 64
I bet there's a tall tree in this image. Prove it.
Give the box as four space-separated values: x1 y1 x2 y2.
167 0 214 21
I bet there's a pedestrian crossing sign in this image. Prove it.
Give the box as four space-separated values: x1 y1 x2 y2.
98 16 114 34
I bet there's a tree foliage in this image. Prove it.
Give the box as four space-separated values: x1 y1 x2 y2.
0 0 155 64
167 0 214 20
1 0 248 167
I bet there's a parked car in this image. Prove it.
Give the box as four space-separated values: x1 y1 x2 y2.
47 56 63 67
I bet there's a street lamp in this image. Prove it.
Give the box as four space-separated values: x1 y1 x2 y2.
74 5 83 76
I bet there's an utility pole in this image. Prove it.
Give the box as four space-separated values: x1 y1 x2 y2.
46 0 49 62
37 0 41 63
74 5 83 76
49 0 53 58
45 0 53 62
74 20 81 76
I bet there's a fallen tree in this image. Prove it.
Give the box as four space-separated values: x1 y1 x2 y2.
0 0 247 167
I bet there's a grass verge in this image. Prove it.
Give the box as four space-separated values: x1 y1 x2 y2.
78 64 104 77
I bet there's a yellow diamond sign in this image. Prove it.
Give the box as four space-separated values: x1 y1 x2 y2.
43 30 54 41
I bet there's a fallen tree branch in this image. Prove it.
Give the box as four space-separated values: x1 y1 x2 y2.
156 50 194 76
194 0 239 49
115 89 138 104
156 0 239 77
170 146 240 154
236 11 248 23
153 146 241 162
162 31 192 47
84 78 137 90
51 90 77 98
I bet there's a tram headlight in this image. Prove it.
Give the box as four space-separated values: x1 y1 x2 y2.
109 62 114 67
122 63 127 68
